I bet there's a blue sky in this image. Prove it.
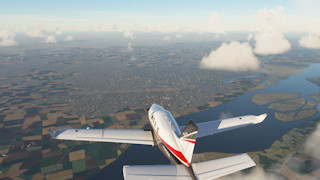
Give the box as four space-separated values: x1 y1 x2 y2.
1 1 286 14
1 0 320 33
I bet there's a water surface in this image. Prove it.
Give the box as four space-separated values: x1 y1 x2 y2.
91 63 320 179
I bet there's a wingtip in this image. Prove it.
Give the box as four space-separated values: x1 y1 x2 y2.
256 113 267 123
260 113 267 119
241 153 256 167
48 129 55 138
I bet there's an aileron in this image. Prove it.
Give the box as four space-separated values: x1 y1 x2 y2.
49 129 154 145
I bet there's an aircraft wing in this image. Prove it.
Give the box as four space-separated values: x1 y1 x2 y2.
190 113 267 138
123 153 255 180
49 129 154 145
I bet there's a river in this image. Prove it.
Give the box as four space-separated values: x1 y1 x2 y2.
91 63 320 179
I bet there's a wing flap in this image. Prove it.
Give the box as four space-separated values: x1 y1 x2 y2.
123 164 191 180
123 154 255 180
49 129 154 145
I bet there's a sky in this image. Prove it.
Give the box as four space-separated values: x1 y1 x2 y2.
1 0 320 33
1 0 320 55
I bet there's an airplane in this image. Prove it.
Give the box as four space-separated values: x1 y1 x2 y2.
49 103 267 180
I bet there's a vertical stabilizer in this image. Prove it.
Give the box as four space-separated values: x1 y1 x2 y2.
179 120 198 166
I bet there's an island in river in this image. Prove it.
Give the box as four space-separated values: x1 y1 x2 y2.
251 93 318 122
306 77 320 87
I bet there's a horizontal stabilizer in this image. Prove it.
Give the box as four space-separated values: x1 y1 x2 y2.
49 129 154 145
123 164 190 180
123 153 255 180
192 153 255 179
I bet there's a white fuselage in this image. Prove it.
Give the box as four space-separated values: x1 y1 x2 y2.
148 104 191 166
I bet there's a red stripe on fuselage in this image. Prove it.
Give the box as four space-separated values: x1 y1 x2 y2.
182 139 195 144
150 121 190 166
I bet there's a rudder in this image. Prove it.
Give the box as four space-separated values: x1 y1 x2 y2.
179 120 198 166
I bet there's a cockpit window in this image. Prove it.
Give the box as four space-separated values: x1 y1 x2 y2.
166 111 181 136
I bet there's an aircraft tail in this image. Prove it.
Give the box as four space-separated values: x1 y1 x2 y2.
179 120 198 166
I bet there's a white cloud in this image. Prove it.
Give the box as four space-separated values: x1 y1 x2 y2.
25 25 46 38
208 12 225 34
0 30 18 46
255 7 285 33
253 7 291 55
304 123 320 159
163 36 171 41
126 42 134 52
175 34 183 38
45 35 57 44
200 41 260 72
123 30 134 40
64 35 74 41
247 33 253 41
55 27 62 35
254 32 291 55
110 23 118 32
218 112 233 120
299 33 320 49
96 24 118 32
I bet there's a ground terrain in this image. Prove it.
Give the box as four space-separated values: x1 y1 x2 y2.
0 42 320 179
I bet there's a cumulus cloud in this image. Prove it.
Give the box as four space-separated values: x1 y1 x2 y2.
218 112 233 120
175 34 183 38
299 33 320 49
304 123 320 159
255 7 285 32
254 32 291 55
247 33 254 41
163 36 171 41
125 42 135 61
25 25 46 38
253 7 291 55
0 30 18 46
55 28 62 35
208 12 225 34
96 23 119 32
110 23 118 32
126 42 134 53
45 35 57 44
200 41 260 72
123 30 134 40
64 35 74 41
